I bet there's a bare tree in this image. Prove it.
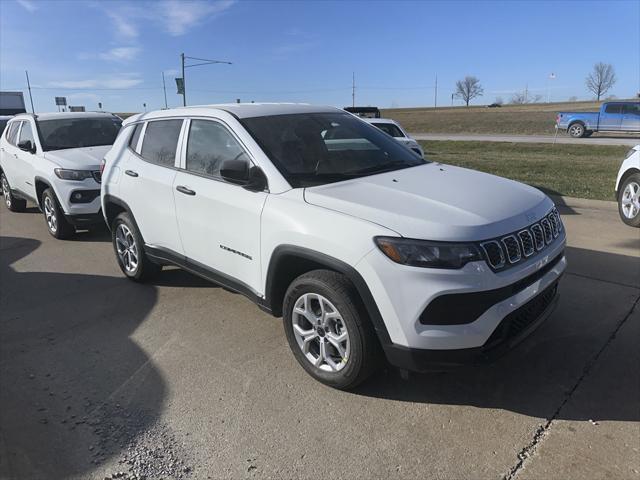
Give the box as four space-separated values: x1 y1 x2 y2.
510 90 542 104
585 62 616 101
454 76 483 107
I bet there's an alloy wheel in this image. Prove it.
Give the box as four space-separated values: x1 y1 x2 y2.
2 176 11 208
621 181 640 219
115 223 139 273
291 293 350 372
43 196 57 233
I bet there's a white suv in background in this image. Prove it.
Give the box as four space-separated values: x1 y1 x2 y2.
102 103 566 389
362 117 424 157
615 144 640 227
0 112 121 238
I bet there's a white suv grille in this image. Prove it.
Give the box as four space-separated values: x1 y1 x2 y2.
480 208 563 271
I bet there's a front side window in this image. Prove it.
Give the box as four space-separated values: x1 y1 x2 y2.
186 120 249 178
37 117 122 151
371 122 405 138
18 121 35 146
241 112 426 187
140 119 183 167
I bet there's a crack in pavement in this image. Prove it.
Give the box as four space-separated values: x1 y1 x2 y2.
503 293 640 480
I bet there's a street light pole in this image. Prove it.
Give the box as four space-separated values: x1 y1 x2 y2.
180 53 232 107
162 71 168 109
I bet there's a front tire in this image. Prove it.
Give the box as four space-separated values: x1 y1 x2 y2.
111 212 161 281
1 172 27 212
283 270 380 389
568 123 586 138
618 173 640 227
42 188 74 239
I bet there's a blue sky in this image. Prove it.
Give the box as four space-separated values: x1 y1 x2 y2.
1 0 638 112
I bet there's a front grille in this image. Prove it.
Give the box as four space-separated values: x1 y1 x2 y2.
484 280 558 348
480 207 564 271
92 171 102 183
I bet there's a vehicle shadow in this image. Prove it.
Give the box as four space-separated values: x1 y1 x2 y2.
354 246 639 423
0 236 164 479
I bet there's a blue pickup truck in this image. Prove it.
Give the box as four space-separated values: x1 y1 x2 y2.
556 101 640 138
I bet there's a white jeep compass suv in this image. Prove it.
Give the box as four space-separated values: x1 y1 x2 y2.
101 104 566 389
0 112 121 238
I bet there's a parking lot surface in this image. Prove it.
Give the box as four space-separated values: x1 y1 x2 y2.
0 201 638 479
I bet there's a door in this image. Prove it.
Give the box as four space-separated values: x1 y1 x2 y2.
173 118 267 294
621 103 640 132
119 119 185 253
1 121 23 191
598 103 623 131
14 120 37 199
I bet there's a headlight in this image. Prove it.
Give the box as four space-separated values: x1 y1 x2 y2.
375 236 483 269
54 168 94 181
624 148 638 159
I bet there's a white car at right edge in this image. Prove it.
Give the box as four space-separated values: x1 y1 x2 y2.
615 144 640 227
101 103 567 390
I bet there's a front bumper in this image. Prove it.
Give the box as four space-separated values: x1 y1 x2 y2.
383 279 560 371
64 210 105 228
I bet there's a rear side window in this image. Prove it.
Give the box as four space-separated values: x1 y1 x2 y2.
5 121 20 145
622 104 640 115
18 122 35 146
604 104 622 114
140 120 183 167
186 120 249 178
128 123 143 152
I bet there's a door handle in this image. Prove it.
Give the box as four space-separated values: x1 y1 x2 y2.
176 185 196 196
125 170 138 177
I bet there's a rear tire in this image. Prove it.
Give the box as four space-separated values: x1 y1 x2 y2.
568 122 586 138
1 172 27 212
283 269 380 389
111 212 161 281
618 173 640 227
42 188 75 239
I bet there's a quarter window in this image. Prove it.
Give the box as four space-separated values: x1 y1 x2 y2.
140 119 183 167
128 123 143 152
18 122 35 146
186 120 249 178
6 122 20 145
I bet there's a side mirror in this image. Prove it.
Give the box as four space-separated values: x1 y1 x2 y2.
17 140 36 154
220 159 249 185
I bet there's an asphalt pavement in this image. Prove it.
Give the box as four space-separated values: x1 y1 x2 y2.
0 200 638 479
411 133 639 146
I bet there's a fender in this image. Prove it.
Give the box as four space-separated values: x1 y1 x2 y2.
265 244 392 346
102 194 142 236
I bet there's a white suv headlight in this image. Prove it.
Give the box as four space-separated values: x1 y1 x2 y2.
375 237 483 269
54 168 94 181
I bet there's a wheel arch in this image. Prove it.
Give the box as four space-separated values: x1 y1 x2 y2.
102 194 133 231
265 245 392 346
34 176 53 208
617 168 640 199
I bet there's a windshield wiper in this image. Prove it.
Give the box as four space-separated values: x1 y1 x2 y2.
345 161 411 176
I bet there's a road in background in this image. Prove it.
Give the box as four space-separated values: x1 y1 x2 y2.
411 133 639 146
0 202 638 479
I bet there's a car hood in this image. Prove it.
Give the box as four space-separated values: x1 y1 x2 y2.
43 145 111 170
304 163 553 241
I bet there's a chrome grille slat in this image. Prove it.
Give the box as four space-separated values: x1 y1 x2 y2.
479 208 563 271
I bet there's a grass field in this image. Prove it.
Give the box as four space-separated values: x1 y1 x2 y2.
420 140 627 201
383 100 611 136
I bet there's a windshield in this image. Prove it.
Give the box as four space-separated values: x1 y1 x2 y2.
37 117 122 151
241 112 426 187
372 122 405 138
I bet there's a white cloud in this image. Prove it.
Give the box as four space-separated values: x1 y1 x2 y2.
157 0 235 36
99 47 141 62
48 74 144 90
107 11 139 39
16 0 37 12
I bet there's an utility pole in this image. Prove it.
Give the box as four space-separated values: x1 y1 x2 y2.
434 74 438 108
162 71 168 109
352 72 355 107
451 93 454 106
180 53 232 107
25 70 35 113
